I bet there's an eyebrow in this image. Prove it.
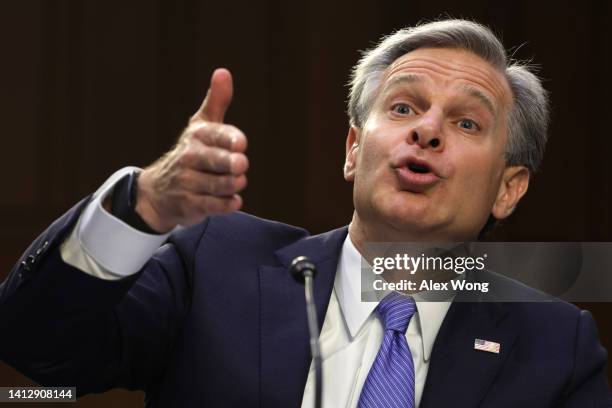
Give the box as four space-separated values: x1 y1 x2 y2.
459 84 497 117
380 74 423 94
379 74 429 108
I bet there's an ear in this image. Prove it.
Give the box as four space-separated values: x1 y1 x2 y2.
491 166 530 220
343 126 361 182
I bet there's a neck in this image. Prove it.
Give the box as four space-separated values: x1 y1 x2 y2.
348 211 476 255
348 212 472 293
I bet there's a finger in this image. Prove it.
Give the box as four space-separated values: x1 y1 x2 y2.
194 68 233 123
192 122 248 153
181 143 249 175
179 169 247 196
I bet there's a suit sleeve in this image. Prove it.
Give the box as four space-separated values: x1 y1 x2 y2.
0 195 195 396
62 166 172 280
559 310 612 407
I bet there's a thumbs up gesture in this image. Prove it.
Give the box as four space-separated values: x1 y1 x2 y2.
136 69 249 232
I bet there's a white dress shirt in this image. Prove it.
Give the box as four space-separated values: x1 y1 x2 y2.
60 167 452 407
300 236 451 407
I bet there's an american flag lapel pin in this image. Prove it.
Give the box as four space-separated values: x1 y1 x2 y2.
474 338 501 354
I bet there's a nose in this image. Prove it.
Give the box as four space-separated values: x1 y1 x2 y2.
408 110 444 150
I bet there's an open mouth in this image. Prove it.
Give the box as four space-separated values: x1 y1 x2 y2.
407 162 431 174
394 157 441 192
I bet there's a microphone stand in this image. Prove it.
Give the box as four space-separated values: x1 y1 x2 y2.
290 256 322 408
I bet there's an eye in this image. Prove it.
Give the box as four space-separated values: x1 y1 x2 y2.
458 119 479 131
391 103 412 115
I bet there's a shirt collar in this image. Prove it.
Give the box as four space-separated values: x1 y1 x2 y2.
334 234 452 362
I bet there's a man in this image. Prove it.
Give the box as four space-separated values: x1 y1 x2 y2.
0 19 610 407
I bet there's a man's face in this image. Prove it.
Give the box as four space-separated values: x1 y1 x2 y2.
345 47 528 241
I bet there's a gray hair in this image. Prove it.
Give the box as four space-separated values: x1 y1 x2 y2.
348 19 550 173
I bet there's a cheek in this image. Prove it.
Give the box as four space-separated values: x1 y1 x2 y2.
450 149 504 208
358 141 385 173
352 131 401 211
355 128 396 177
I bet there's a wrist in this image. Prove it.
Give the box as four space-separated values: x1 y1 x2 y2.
134 196 176 234
108 171 173 234
135 171 177 233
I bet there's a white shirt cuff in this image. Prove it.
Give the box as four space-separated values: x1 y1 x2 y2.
74 167 173 277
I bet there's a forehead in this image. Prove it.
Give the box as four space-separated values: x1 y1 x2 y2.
381 47 512 112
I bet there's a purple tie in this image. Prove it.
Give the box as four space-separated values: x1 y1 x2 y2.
357 292 417 408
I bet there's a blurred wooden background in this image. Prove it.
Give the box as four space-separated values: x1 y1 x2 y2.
0 0 610 406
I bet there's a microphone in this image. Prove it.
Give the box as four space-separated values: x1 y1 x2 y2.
290 256 322 408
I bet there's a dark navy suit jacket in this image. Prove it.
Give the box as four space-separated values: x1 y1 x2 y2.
1 197 611 407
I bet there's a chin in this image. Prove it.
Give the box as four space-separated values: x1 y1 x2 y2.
376 194 443 237
387 190 433 214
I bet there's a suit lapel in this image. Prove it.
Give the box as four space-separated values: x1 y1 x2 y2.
259 230 518 407
420 271 518 407
259 226 348 407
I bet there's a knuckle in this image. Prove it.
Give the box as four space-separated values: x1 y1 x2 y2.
207 123 225 145
225 175 239 191
177 152 191 167
230 153 248 174
218 175 237 194
209 177 222 195
199 144 215 165
179 145 199 167
214 149 231 171
226 125 247 149
191 122 215 144
211 126 228 147
225 124 241 139
205 175 229 196
175 171 193 189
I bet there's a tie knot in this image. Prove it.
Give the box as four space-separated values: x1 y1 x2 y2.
376 292 417 333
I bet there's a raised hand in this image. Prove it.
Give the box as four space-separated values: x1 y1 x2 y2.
135 68 249 233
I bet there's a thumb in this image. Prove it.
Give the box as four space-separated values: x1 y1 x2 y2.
195 68 233 123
